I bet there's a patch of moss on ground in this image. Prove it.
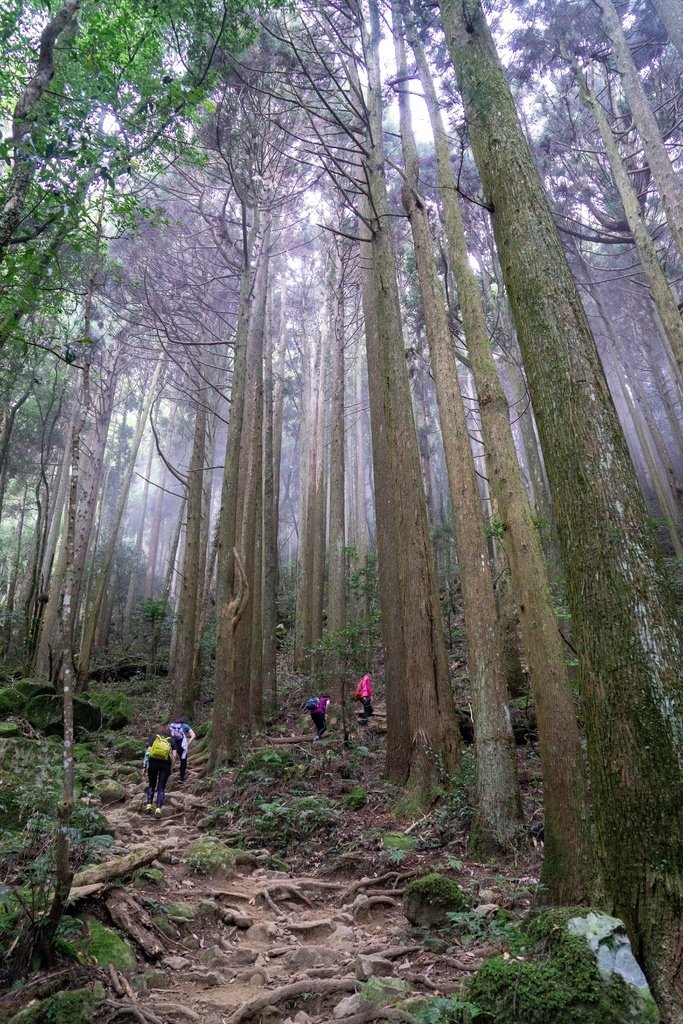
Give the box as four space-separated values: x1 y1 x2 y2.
8 985 104 1023
382 831 417 852
81 919 136 972
133 867 166 887
346 786 367 810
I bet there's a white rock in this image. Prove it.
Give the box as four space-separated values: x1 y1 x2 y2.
333 994 361 1018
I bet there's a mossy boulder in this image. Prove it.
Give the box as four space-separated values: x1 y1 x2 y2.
0 681 53 718
95 779 127 805
359 977 410 1006
133 867 166 887
24 693 102 735
164 901 196 922
186 837 237 876
7 985 104 1024
81 919 137 972
0 722 21 738
404 873 468 927
111 735 146 762
466 909 659 1023
89 688 132 730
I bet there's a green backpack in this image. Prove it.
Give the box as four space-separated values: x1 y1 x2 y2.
149 734 172 760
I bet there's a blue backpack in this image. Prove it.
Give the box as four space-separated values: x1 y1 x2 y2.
305 698 318 711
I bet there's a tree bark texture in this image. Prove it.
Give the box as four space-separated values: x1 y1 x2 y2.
411 23 593 898
361 0 460 800
395 8 521 850
440 0 683 1007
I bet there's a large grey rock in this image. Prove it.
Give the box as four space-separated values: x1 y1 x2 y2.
567 912 652 996
355 955 394 981
244 922 279 943
333 994 361 1018
287 944 339 968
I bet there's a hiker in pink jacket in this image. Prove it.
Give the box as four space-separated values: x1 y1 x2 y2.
354 674 374 725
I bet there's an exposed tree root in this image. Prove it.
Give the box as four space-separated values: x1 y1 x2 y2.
340 1010 416 1024
222 977 358 1024
350 896 399 921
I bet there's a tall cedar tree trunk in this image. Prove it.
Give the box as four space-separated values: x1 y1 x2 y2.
34 356 116 680
123 437 154 632
294 291 326 675
577 64 683 383
28 407 74 671
394 8 521 849
440 0 683 1008
310 287 331 671
595 0 683 263
327 235 347 700
192 404 217 686
410 24 592 897
173 394 207 716
262 286 283 715
79 358 163 684
360 0 460 799
234 213 270 729
358 207 411 780
213 212 267 765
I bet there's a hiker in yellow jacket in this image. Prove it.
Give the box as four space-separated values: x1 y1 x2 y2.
143 725 180 817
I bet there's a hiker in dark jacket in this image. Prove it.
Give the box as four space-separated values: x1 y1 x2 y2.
306 695 331 740
143 725 180 817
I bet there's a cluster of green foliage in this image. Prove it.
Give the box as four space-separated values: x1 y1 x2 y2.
0 742 113 959
243 795 340 853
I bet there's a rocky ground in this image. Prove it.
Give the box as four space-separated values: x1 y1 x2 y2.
0 677 545 1023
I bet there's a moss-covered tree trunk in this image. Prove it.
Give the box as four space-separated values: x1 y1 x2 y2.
440 0 683 1010
234 213 270 728
327 235 347 700
213 211 260 764
359 0 460 799
173 393 206 717
394 5 521 849
411 24 592 900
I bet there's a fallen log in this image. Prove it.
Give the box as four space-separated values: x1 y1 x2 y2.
223 977 358 1024
105 890 165 958
72 839 177 889
67 882 111 904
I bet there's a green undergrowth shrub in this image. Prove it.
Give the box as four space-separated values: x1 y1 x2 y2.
0 738 114 960
241 794 339 852
236 747 296 785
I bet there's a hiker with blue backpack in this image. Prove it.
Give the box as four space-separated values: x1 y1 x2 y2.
306 695 331 740
143 725 181 816
169 718 196 784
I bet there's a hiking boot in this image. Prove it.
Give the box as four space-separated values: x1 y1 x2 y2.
155 807 162 817
145 803 153 815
